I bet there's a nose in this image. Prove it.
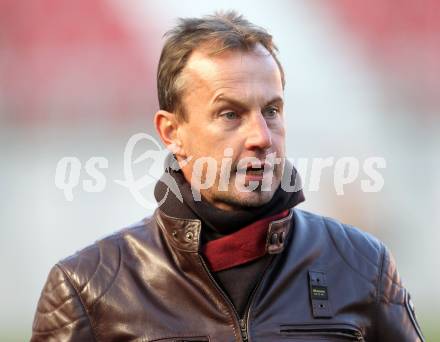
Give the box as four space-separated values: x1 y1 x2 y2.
244 112 272 151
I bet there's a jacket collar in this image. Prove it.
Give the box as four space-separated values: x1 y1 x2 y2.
155 208 294 254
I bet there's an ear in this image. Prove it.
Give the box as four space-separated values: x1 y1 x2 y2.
154 110 186 157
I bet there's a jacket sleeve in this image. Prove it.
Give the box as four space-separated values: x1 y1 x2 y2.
376 245 425 341
31 264 96 342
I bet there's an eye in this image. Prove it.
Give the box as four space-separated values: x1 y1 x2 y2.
220 111 240 120
263 106 280 119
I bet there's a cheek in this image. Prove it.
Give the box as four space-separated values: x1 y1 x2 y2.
183 135 226 161
272 130 286 150
180 124 208 155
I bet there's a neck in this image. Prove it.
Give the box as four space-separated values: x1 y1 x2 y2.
154 154 305 240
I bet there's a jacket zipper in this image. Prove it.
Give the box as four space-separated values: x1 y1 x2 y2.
199 256 245 341
199 254 276 342
239 318 248 341
239 254 276 342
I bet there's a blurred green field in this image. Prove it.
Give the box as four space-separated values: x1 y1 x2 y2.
423 321 440 341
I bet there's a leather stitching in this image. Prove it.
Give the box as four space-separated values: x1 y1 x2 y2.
36 293 77 315
343 225 380 267
89 237 122 308
79 246 101 295
41 278 65 294
373 243 386 341
323 217 376 284
32 316 88 334
154 210 201 253
194 256 240 341
57 264 98 341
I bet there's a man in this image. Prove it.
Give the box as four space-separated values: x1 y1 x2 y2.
32 11 424 341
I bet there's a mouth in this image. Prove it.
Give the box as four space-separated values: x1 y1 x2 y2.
245 165 265 176
237 162 274 180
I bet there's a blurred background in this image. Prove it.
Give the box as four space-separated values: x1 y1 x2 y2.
1 0 439 340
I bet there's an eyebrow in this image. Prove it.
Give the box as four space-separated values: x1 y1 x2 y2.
212 94 284 108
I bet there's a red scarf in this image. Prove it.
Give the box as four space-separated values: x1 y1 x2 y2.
202 210 289 272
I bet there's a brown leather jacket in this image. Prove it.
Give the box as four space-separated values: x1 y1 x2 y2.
31 208 425 341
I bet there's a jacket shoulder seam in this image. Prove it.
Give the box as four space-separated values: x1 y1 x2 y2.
342 224 380 267
377 246 405 303
373 242 386 341
376 242 386 303
322 217 377 284
57 263 98 341
90 236 123 307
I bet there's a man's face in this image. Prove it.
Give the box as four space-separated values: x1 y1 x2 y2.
176 44 285 210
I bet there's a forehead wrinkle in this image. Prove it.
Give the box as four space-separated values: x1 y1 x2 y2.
186 71 251 104
211 89 281 110
209 71 265 101
181 48 283 108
